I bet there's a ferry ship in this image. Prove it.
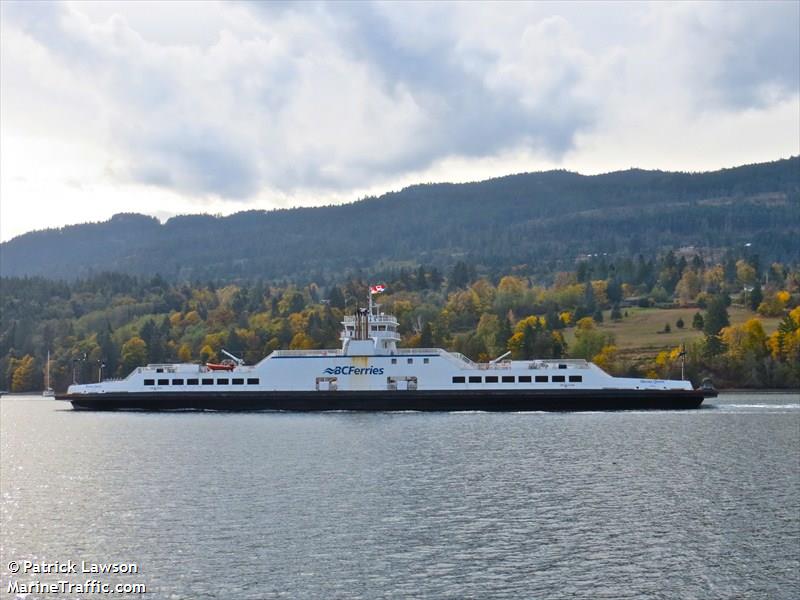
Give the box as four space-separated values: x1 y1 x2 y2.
58 291 715 411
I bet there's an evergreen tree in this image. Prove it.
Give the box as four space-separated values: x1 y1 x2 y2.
420 322 433 347
576 261 591 283
496 315 513 351
704 334 725 357
449 261 470 290
545 307 563 330
96 321 118 376
606 277 622 303
584 282 596 312
226 329 242 355
521 324 536 359
415 266 428 290
327 285 346 310
429 268 444 289
703 295 730 336
610 303 622 321
692 312 704 330
749 281 763 312
287 291 306 314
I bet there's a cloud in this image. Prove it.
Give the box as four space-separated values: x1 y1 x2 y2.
0 0 797 240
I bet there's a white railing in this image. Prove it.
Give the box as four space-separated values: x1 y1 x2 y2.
395 348 445 356
270 349 343 357
528 359 590 370
343 314 398 324
478 361 512 370
341 331 400 339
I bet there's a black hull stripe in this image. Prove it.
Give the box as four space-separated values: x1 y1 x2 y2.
58 389 714 412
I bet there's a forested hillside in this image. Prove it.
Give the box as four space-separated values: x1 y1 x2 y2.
2 250 798 392
2 157 798 282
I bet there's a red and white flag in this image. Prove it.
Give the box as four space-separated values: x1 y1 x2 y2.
369 284 386 295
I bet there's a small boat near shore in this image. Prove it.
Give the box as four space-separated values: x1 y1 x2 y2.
57 289 716 412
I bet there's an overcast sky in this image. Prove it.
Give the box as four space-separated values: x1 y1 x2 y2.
1 0 798 241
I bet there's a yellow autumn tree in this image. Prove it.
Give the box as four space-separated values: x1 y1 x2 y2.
289 332 316 350
11 355 37 392
570 318 613 360
199 345 216 363
593 345 619 373
758 290 789 317
654 346 685 379
178 343 193 362
721 319 768 360
169 312 183 328
184 310 201 326
470 279 496 313
736 260 757 286
675 270 701 306
475 314 501 356
514 315 544 333
120 337 147 374
767 306 800 361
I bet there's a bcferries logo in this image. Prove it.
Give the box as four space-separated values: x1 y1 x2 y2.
323 366 385 376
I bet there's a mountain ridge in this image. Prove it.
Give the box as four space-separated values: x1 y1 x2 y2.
2 157 798 281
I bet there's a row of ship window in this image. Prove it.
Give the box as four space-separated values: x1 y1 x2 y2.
143 378 260 386
452 375 582 384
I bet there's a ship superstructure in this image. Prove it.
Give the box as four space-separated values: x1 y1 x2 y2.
59 292 715 411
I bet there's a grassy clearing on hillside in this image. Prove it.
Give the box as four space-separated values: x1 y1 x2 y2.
565 306 782 358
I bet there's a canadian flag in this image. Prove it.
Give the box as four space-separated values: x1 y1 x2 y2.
369 284 386 295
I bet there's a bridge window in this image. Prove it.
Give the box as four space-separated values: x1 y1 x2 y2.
468 376 482 383
217 378 229 385
144 379 155 386
569 375 583 383
391 358 397 364
156 368 163 373
172 379 184 385
502 376 515 383
158 379 169 386
187 379 199 385
452 376 466 383
485 376 498 383
247 378 259 385
423 358 430 364
559 364 567 369
202 378 213 385
232 378 244 385
552 375 566 383
407 358 413 364
535 375 548 383
518 375 531 383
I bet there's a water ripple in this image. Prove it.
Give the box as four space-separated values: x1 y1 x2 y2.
1 393 798 599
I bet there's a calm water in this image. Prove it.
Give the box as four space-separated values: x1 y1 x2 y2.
1 394 798 599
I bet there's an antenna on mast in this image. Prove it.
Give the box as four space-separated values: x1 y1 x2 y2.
679 344 687 380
